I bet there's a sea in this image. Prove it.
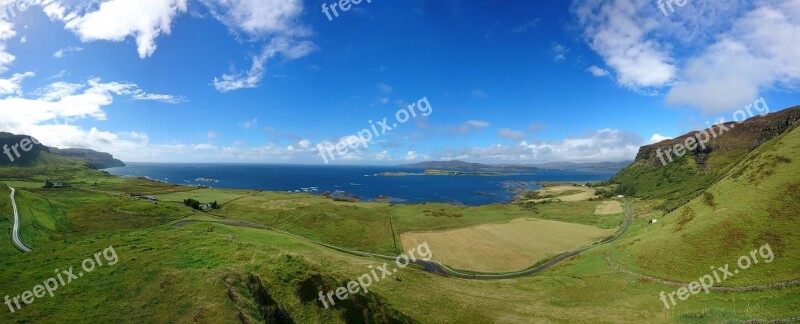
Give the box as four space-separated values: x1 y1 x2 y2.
106 163 619 206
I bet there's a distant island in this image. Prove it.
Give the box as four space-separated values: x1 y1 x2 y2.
399 160 632 172
379 169 505 177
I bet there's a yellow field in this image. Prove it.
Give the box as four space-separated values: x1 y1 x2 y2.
400 218 615 272
594 200 623 215
527 186 597 203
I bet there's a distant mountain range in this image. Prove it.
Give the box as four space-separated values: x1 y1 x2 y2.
400 160 632 172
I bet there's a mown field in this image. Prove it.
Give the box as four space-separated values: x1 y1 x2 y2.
400 218 615 272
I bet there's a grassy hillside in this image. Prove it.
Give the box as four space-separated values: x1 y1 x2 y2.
612 123 800 284
614 106 800 211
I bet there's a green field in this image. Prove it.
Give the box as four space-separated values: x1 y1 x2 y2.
0 124 799 322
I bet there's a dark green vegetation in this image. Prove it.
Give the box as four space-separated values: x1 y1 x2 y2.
0 106 799 323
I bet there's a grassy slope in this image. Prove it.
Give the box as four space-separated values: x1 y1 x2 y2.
611 146 748 212
613 106 800 211
612 124 800 285
1 213 797 323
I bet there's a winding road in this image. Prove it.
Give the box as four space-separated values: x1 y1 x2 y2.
174 202 633 280
9 188 32 252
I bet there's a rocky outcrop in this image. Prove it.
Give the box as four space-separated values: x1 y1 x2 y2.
635 106 800 166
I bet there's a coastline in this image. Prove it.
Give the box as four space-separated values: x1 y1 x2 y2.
106 163 619 206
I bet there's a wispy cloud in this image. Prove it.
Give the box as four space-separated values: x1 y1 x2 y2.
498 128 525 140
377 82 393 94
471 89 488 98
573 0 800 113
213 37 316 92
53 46 83 58
586 66 609 77
444 120 490 135
513 19 540 33
239 118 258 129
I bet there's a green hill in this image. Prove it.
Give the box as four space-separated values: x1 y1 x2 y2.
0 133 50 166
49 148 126 169
613 121 800 283
613 106 800 211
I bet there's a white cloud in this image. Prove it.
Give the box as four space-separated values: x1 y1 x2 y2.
48 70 68 80
498 128 525 141
204 0 315 92
33 82 87 102
465 120 489 128
377 83 392 94
586 65 609 77
666 2 800 113
213 37 316 92
192 143 218 150
552 43 568 62
239 118 258 129
575 0 800 113
574 0 676 89
0 20 17 73
448 129 643 163
513 19 540 33
0 72 34 96
403 150 429 161
46 0 188 58
130 90 187 104
53 46 83 58
199 0 307 37
443 120 490 135
0 78 192 161
649 133 672 143
528 122 549 132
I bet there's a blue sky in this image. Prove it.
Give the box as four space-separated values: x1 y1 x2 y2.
0 0 797 164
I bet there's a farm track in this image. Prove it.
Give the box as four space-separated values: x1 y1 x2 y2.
9 188 33 252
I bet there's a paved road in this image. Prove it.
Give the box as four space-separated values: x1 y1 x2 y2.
9 188 32 252
175 201 633 280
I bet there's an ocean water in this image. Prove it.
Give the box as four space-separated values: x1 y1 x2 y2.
106 163 619 206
